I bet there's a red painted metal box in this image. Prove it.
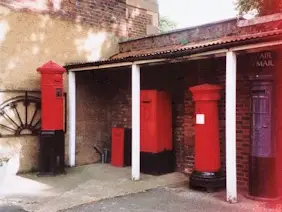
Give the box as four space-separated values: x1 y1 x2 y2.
111 128 125 167
140 90 172 153
190 84 221 173
189 84 225 190
111 128 132 167
37 61 65 131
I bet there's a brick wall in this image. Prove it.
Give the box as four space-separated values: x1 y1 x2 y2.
119 18 282 53
76 71 113 165
73 51 272 189
104 55 262 190
119 18 238 52
0 0 157 39
126 5 153 38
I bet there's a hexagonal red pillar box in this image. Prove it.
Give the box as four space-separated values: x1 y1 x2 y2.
189 84 225 191
37 61 66 176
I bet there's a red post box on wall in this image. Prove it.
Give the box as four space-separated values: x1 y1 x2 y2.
37 61 66 176
189 84 225 190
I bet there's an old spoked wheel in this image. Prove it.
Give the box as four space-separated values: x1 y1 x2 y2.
0 95 41 137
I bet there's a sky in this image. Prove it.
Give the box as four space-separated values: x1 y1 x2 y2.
158 0 238 29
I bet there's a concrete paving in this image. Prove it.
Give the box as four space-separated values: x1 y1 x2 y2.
0 203 27 212
0 164 187 212
63 187 282 212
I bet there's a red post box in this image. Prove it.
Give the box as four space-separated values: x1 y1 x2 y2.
140 90 174 175
37 61 65 130
140 90 172 153
189 84 225 190
37 61 66 176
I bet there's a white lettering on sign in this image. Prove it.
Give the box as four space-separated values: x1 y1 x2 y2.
196 114 205 125
256 52 274 67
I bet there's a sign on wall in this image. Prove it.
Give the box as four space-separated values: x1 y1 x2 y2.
196 114 205 125
255 52 275 68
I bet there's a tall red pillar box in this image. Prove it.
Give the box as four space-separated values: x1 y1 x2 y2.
111 128 132 167
140 90 174 175
37 61 66 176
189 84 225 190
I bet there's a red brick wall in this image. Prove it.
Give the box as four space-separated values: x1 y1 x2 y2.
126 5 153 39
0 0 155 39
106 56 257 190
214 56 253 189
119 18 282 53
76 51 275 190
119 18 238 52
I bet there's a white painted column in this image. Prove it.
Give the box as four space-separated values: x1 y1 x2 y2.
68 71 76 167
225 51 237 203
131 64 140 181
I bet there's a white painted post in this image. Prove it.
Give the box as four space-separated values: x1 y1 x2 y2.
131 64 140 181
226 51 237 203
68 71 76 167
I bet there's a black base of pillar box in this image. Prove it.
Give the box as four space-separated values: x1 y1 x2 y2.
38 130 65 176
140 150 175 175
248 156 277 199
189 171 226 191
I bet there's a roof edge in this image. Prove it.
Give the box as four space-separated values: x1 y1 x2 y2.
64 34 281 71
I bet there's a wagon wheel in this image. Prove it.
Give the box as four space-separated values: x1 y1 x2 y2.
0 94 41 137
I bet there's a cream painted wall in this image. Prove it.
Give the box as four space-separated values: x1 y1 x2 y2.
0 5 119 90
0 5 120 173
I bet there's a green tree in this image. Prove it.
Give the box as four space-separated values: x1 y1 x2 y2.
159 16 177 33
236 0 282 16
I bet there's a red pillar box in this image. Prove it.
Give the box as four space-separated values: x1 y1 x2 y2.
37 61 66 176
189 84 225 190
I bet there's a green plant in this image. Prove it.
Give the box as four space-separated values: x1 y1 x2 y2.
236 0 282 16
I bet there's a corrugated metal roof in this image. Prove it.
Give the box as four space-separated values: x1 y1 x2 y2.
119 17 241 44
65 29 282 69
112 30 282 59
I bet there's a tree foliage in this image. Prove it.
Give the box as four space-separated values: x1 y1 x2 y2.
236 0 282 16
159 16 177 33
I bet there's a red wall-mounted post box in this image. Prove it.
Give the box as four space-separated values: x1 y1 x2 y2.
189 84 225 190
37 61 66 176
